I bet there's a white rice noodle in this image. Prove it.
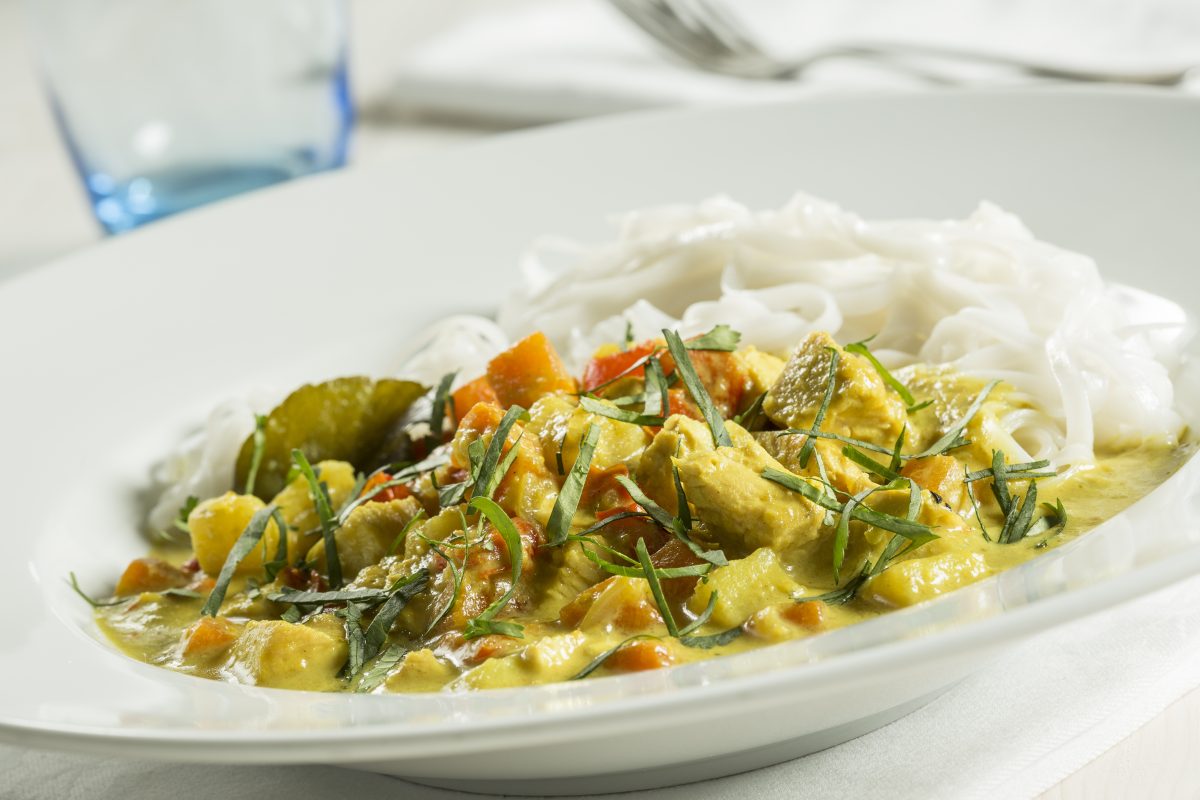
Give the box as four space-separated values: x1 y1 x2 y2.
498 193 1192 467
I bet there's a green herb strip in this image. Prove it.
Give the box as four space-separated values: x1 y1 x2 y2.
842 444 903 483
356 644 408 693
547 422 601 546
426 371 457 450
833 487 874 583
845 341 917 408
579 395 666 427
292 450 343 588
574 537 711 579
201 504 283 616
913 380 1000 458
243 414 268 497
570 634 660 680
265 586 392 605
965 458 1055 483
387 510 427 556
173 496 200 535
998 482 1038 544
642 356 670 418
733 391 767 431
671 464 693 532
1033 500 1069 549
761 467 935 543
684 324 741 351
662 328 732 447
796 347 840 469
363 570 431 658
888 426 907 474
636 538 678 637
339 602 368 676
623 320 635 351
615 474 728 566
463 496 525 639
475 405 528 500
679 626 743 649
677 590 717 637
67 572 124 608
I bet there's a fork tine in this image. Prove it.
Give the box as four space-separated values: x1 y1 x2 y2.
611 0 738 66
687 0 765 56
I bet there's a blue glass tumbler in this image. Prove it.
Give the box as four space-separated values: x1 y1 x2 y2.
28 0 352 233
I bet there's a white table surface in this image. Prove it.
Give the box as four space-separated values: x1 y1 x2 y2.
2 1 1198 797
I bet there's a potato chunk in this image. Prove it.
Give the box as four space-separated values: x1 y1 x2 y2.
527 393 651 476
305 496 423 580
865 551 990 608
382 649 457 693
687 548 803 627
453 631 590 690
188 492 283 577
271 460 357 563
222 620 348 691
763 332 905 447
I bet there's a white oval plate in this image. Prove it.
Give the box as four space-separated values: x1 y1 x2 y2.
3 88 1200 796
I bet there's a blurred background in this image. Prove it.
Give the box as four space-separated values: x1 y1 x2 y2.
2 0 1197 280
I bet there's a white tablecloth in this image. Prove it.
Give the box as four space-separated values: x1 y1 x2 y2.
4 1 1200 797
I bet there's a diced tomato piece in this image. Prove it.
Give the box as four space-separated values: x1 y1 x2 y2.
608 639 674 672
486 332 577 409
115 558 189 596
581 342 658 391
451 376 500 424
361 471 412 504
649 539 706 602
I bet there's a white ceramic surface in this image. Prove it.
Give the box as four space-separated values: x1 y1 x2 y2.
2 89 1199 795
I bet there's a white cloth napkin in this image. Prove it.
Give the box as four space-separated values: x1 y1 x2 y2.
6 572 1200 800
382 0 1200 124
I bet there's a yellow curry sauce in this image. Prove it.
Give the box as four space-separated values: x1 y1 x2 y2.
95 329 1190 693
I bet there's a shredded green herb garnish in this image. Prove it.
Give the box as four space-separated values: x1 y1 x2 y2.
677 589 717 636
642 356 670 418
1032 499 1069 548
679 626 743 649
356 644 408 693
363 570 430 659
265 586 392 605
579 395 666 427
547 422 601 546
291 450 343 588
573 536 712 579
846 340 918 408
243 414 268 497
841 444 903 483
280 605 301 623
615 474 728 566
889 426 907 474
569 634 660 680
684 324 741 352
423 540 464 636
761 467 936 544
662 328 732 447
201 504 283 616
338 601 368 677
474 405 529 500
833 487 872 583
426 372 457 451
913 379 1000 457
733 391 767 431
797 347 840 468
671 463 692 532
67 572 123 608
623 319 635 351
964 459 1056 483
387 510 426 556
173 496 200 535
463 496 525 639
636 538 678 637
160 587 203 599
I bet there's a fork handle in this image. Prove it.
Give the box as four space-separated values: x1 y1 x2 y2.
821 42 1188 86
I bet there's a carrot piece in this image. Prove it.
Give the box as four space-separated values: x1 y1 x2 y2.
360 471 412 504
608 639 674 672
451 376 500 424
114 557 189 596
180 616 239 658
782 600 826 628
486 332 577 409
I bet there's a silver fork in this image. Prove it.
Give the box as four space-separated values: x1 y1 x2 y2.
609 0 1197 86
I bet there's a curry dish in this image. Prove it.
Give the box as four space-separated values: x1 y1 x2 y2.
93 327 1189 692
